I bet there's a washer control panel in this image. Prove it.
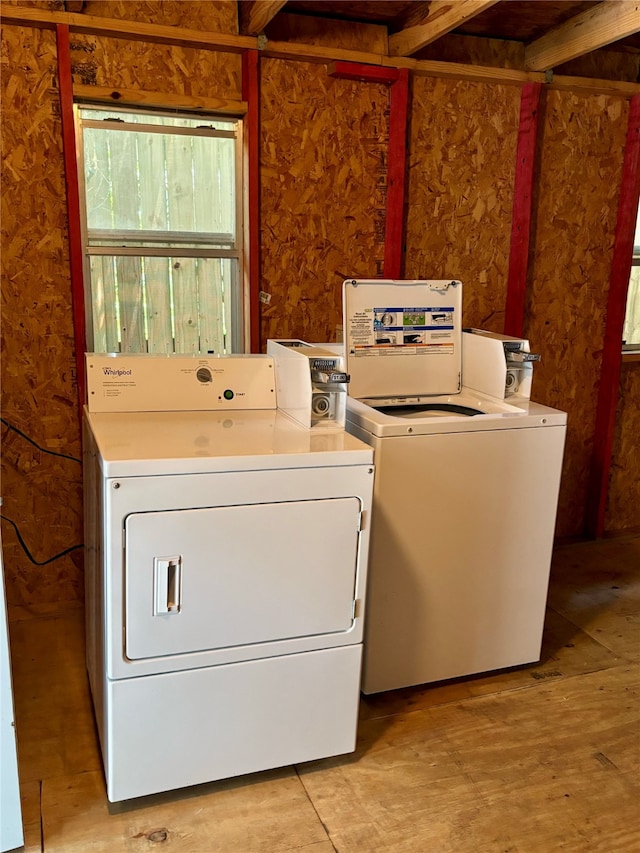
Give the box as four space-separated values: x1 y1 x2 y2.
86 354 276 413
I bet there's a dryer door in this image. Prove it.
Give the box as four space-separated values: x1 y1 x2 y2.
124 497 360 660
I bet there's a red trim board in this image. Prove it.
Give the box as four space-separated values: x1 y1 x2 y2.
328 61 400 85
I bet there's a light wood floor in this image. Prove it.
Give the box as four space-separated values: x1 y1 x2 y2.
7 536 640 852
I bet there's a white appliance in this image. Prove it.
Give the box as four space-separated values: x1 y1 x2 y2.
1 526 23 853
83 353 374 802
336 279 567 695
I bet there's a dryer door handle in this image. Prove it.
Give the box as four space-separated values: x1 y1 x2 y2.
153 556 182 615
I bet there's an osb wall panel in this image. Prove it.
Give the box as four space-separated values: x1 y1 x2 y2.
259 58 388 347
83 1 238 33
556 49 640 85
70 35 241 101
404 76 520 332
605 362 640 533
1 0 64 8
265 12 388 53
1 25 83 606
526 91 628 539
418 34 525 70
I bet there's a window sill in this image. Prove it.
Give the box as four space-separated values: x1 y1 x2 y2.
621 350 640 363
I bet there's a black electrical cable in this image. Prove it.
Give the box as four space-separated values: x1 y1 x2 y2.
0 514 83 566
0 417 81 464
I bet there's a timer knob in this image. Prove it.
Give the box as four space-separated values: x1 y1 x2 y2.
196 367 212 383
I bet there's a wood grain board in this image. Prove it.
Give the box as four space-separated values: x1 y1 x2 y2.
69 33 242 100
546 535 640 660
80 0 240 32
605 363 640 532
259 57 388 346
0 24 84 606
301 666 639 853
404 75 520 331
525 90 629 539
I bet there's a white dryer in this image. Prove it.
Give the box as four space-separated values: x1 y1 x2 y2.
339 279 567 695
83 353 374 802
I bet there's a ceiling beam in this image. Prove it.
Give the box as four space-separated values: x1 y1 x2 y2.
389 0 500 57
525 0 640 72
0 3 256 52
3 3 639 97
239 1 288 35
389 1 434 31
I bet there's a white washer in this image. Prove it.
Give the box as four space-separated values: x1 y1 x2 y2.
339 280 567 695
83 354 374 802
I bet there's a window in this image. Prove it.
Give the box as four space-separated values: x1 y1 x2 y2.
622 206 640 351
76 106 244 354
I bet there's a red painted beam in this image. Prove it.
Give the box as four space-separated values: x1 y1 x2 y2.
242 49 261 353
504 82 542 337
586 94 640 538
384 69 409 279
56 24 87 412
328 61 400 85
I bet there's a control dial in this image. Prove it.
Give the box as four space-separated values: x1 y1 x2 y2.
196 367 212 383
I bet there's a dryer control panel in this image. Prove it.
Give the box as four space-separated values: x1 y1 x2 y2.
86 353 276 412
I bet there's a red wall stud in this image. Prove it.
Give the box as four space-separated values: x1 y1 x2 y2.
384 69 409 280
586 94 640 538
328 61 410 280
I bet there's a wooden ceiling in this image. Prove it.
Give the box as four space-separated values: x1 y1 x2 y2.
3 1 638 87
239 1 640 79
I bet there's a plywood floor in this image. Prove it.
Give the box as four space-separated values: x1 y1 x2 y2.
7 536 640 852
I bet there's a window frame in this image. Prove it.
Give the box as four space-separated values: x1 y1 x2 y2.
622 264 640 356
621 199 640 357
74 103 247 354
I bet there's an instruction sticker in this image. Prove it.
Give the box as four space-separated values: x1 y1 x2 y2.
350 306 456 355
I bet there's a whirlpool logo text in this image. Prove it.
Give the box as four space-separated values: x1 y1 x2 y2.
102 368 133 376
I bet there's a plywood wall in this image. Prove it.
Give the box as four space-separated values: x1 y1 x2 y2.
525 91 628 539
70 36 241 99
82 0 239 32
259 58 389 345
405 77 520 332
605 362 640 533
265 11 387 53
1 25 83 605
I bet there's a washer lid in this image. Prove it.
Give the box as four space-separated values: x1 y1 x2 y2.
343 279 463 400
346 392 567 437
